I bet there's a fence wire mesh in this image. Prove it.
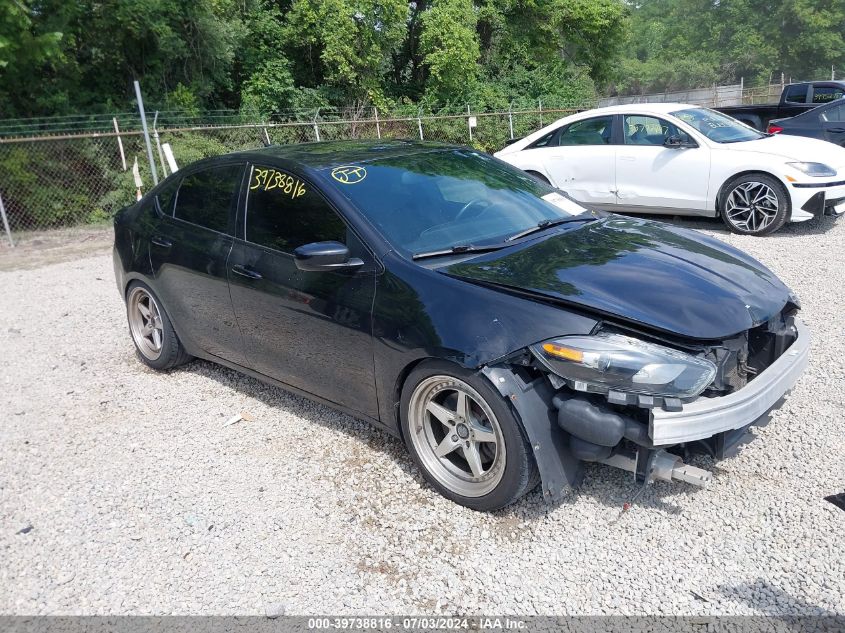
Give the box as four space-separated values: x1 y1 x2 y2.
0 107 578 237
4 75 794 239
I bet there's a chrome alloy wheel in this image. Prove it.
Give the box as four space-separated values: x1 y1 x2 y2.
407 376 506 497
725 181 780 233
127 287 164 361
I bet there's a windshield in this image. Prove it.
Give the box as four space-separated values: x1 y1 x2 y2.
671 108 765 143
322 149 588 256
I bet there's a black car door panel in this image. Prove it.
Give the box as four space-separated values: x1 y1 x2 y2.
148 162 248 366
228 164 379 418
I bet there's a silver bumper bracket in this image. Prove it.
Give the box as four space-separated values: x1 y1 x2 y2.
649 318 810 446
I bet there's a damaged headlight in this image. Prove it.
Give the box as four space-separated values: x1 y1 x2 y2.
530 333 716 399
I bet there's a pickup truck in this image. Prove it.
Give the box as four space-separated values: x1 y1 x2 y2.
716 81 845 131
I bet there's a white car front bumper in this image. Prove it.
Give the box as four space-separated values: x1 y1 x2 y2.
789 181 845 222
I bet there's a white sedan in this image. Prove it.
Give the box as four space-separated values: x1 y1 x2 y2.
494 103 845 235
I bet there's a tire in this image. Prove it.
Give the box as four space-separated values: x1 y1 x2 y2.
400 360 539 511
525 170 551 185
125 281 192 370
718 173 790 235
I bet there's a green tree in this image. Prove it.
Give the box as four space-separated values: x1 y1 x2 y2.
280 0 408 106
419 0 480 102
0 0 64 116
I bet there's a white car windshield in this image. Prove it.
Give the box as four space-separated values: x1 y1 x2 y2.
672 108 765 143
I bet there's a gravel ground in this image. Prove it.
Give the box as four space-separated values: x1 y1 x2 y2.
1 214 843 616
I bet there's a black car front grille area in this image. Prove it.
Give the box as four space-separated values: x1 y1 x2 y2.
747 313 798 375
704 309 798 396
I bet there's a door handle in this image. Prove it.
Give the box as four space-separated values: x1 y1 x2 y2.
150 236 172 249
828 127 845 133
231 264 263 280
619 155 635 161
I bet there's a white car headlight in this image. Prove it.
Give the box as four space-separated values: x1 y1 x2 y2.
530 333 716 399
786 162 837 177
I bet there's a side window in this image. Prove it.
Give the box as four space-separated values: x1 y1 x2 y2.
246 165 346 253
784 84 808 104
527 128 560 149
812 86 844 104
155 178 180 216
558 116 613 146
623 115 691 145
820 104 845 123
173 164 243 234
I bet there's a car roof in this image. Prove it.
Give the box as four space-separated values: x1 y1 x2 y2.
575 102 701 116
228 139 461 170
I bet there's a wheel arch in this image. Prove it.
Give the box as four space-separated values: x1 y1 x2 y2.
524 169 551 185
715 169 792 216
123 274 150 298
392 356 472 442
393 356 580 501
734 114 763 130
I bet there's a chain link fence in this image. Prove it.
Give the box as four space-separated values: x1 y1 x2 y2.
0 105 582 239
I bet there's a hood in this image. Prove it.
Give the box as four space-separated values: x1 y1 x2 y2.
443 217 791 340
719 134 845 166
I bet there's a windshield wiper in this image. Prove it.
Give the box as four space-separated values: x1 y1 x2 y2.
505 214 593 242
412 244 507 261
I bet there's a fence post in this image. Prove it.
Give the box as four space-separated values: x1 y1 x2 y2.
467 104 472 142
538 99 543 127
417 108 424 140
0 190 14 247
152 111 168 178
134 80 159 186
113 117 127 171
508 103 514 140
374 107 381 139
313 109 321 142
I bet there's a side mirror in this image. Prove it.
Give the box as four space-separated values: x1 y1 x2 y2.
293 241 364 272
664 135 694 148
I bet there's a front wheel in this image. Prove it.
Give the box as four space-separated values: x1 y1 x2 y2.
719 174 789 235
400 361 538 511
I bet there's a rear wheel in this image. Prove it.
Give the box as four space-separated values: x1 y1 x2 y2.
126 282 192 370
400 361 538 511
719 174 789 235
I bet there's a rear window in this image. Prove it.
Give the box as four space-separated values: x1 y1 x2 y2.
155 178 179 216
784 84 808 104
813 86 845 104
173 164 243 234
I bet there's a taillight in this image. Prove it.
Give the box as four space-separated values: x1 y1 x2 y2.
768 124 783 134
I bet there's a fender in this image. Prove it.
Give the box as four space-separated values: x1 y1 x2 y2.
482 364 582 500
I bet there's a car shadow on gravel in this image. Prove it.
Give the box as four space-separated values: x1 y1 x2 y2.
716 578 840 616
628 211 840 237
183 358 721 522
496 461 711 523
182 359 416 468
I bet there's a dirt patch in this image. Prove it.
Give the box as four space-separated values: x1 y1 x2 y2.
0 225 113 271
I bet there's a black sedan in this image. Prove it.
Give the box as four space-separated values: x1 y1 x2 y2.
113 141 810 511
768 97 845 146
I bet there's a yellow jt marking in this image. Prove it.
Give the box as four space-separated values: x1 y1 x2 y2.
331 165 367 184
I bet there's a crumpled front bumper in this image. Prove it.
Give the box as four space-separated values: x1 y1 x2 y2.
649 318 810 445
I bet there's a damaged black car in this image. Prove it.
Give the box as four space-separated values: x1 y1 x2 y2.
113 141 810 511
